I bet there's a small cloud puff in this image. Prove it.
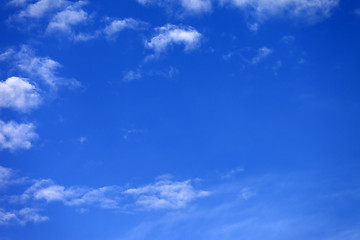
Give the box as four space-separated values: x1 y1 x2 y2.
146 24 202 53
0 120 38 151
46 1 89 34
0 77 41 112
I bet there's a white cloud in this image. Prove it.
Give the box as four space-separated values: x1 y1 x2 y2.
0 49 15 61
17 0 68 19
124 179 210 210
47 1 88 34
0 77 41 112
104 18 145 39
251 46 272 64
0 120 37 151
0 166 16 188
219 0 339 22
137 0 212 14
0 208 48 225
21 179 122 209
15 46 79 88
146 24 202 53
123 70 142 82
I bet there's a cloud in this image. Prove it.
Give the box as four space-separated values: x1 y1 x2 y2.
0 120 38 151
0 208 48 225
146 24 202 54
19 179 123 209
137 0 212 14
124 179 210 210
104 18 146 39
251 46 272 64
15 46 79 88
0 165 211 225
17 0 68 19
0 77 41 112
47 1 89 34
221 167 244 179
123 70 142 82
21 178 210 210
219 0 339 22
137 0 338 23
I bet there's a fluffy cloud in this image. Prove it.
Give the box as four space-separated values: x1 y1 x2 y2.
219 0 339 22
47 1 89 34
0 120 37 151
17 0 68 19
0 77 41 112
146 24 202 53
124 179 210 210
104 18 146 39
137 0 212 14
0 208 48 225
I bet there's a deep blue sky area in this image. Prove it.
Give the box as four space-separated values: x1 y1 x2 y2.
0 0 360 239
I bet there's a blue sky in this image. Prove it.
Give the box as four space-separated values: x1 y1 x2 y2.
0 0 360 239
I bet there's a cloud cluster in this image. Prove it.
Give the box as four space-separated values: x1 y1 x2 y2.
221 0 339 22
0 165 211 225
0 208 48 225
137 0 339 23
0 121 38 151
9 0 147 41
0 46 77 151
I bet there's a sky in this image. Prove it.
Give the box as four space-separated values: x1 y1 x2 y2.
0 0 360 239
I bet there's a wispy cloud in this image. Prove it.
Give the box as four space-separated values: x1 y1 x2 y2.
124 179 210 210
19 179 123 209
251 46 272 64
16 0 68 19
0 165 26 188
13 46 79 89
104 18 147 39
0 77 41 112
136 0 339 23
0 165 211 225
46 1 89 34
137 0 212 14
219 0 339 22
0 120 38 151
221 167 244 179
0 208 48 225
